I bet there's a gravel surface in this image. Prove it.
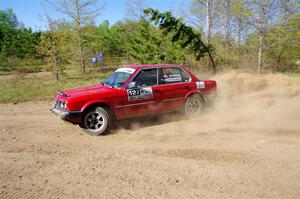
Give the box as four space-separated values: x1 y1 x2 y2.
0 72 299 199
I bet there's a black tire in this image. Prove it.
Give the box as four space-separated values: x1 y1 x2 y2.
183 94 204 117
80 107 112 136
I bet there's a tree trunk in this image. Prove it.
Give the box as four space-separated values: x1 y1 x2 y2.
225 0 231 56
225 28 230 56
75 0 85 73
51 37 59 81
276 51 283 71
207 0 212 43
257 31 263 74
197 37 217 73
54 56 59 81
52 48 59 81
207 49 216 73
77 30 85 73
280 0 288 23
206 0 212 69
237 18 241 45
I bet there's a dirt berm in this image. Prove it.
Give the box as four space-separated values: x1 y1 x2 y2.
0 72 299 199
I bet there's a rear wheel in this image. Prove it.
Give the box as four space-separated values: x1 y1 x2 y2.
81 107 111 136
184 94 203 117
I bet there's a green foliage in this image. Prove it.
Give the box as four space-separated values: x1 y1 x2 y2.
104 22 130 56
127 19 165 64
144 8 216 72
1 3 300 77
84 20 127 57
0 9 40 72
37 19 75 80
0 9 19 57
264 14 300 72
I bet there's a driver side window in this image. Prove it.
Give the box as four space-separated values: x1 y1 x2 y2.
128 68 158 88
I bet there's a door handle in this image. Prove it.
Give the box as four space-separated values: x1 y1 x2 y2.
154 89 160 93
183 86 190 89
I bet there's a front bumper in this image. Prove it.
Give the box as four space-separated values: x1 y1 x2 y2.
51 108 82 123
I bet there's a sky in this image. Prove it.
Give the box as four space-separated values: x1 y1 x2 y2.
0 0 191 31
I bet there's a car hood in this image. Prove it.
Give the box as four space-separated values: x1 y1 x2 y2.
62 84 113 98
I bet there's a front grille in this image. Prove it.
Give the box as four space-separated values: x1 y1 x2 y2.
53 100 58 109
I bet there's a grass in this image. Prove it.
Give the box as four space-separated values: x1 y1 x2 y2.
0 70 111 103
280 71 300 77
0 71 12 76
1 66 298 104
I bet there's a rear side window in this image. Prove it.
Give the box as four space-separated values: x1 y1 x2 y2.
131 68 158 87
158 67 190 85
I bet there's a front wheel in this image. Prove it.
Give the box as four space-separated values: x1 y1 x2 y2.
183 94 203 117
81 107 111 136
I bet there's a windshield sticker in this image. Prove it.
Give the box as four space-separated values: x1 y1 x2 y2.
127 87 153 101
116 68 136 74
196 81 205 89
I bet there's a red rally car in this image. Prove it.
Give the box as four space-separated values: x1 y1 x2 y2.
51 64 217 135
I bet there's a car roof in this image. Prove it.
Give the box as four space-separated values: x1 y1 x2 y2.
123 64 182 70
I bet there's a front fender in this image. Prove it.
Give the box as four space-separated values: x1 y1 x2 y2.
80 100 110 112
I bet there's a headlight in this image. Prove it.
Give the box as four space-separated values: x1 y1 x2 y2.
61 102 67 109
56 100 67 109
63 101 67 109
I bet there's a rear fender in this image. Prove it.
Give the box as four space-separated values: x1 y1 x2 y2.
184 90 203 101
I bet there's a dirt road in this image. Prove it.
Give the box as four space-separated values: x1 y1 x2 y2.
0 72 299 199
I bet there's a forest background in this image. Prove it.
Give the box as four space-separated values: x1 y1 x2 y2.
0 0 299 102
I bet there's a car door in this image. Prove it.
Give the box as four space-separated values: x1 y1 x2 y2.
155 67 192 112
122 68 161 118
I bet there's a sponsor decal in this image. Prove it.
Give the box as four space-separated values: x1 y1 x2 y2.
116 67 136 74
127 87 153 101
196 81 205 89
163 74 182 83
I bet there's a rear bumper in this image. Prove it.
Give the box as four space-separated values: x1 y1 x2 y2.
51 108 82 123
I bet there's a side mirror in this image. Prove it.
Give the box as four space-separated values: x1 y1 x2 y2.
115 82 123 88
127 81 136 89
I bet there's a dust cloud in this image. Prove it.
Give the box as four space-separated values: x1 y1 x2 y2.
117 71 300 137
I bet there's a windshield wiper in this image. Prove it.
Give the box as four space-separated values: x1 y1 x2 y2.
103 81 113 88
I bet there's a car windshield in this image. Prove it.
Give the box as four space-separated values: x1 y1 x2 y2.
102 68 135 88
